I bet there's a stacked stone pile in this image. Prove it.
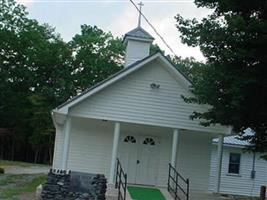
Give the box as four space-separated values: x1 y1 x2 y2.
91 174 107 200
41 169 107 200
41 169 71 200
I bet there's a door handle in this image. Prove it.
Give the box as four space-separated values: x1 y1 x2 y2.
137 160 140 164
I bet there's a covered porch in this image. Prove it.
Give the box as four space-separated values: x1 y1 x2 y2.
52 115 226 200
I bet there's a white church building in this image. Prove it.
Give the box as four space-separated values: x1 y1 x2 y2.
51 24 232 199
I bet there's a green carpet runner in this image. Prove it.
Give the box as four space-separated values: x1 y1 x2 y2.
127 186 166 200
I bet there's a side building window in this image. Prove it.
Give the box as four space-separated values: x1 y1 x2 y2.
228 153 241 174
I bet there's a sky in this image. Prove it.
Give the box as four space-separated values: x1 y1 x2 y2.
17 0 213 61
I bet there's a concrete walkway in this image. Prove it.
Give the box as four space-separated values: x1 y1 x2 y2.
3 165 50 174
106 185 232 200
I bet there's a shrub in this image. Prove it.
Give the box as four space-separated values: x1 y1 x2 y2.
0 167 4 174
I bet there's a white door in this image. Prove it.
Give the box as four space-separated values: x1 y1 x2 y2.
119 135 159 185
118 135 138 183
136 136 158 185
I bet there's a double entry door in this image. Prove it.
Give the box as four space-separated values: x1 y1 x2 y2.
118 134 159 186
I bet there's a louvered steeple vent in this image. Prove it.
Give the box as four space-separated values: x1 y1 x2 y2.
122 2 154 67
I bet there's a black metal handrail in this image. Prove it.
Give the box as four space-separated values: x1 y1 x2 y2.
167 163 189 200
115 158 127 200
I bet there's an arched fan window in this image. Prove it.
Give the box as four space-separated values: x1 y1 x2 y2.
143 138 155 145
124 136 136 143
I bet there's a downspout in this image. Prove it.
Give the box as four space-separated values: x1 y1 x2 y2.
251 151 256 179
250 151 256 196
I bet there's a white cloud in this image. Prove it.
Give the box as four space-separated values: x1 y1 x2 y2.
16 0 34 5
23 1 212 60
106 5 137 37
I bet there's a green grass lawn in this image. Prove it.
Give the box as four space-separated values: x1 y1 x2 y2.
0 174 46 200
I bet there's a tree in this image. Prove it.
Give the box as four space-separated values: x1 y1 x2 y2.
0 0 32 128
70 25 124 92
0 1 37 158
171 56 205 81
0 0 129 163
176 0 267 156
24 24 74 163
0 0 74 163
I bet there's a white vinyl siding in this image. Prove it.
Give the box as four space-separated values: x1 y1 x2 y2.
52 125 64 169
66 118 114 177
156 134 172 186
209 145 267 196
118 126 213 193
54 117 214 198
131 131 213 195
177 133 213 194
69 60 227 134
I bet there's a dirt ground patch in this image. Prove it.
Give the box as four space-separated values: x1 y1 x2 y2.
17 192 36 200
3 165 50 174
0 160 50 199
0 160 48 200
0 173 46 200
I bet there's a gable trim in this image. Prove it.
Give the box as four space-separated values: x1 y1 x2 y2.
55 52 157 113
54 52 192 114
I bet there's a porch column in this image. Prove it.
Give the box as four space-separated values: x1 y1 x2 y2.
109 122 120 183
62 116 72 170
215 134 224 193
171 129 179 167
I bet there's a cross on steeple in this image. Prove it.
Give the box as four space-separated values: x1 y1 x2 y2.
138 1 144 27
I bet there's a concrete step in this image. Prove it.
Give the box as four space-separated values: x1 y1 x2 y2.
106 183 132 200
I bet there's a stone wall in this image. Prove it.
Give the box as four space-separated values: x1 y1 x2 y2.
41 169 107 200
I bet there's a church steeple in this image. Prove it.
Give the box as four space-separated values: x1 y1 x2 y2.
123 2 154 67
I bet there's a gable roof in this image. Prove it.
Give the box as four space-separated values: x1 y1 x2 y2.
54 52 192 115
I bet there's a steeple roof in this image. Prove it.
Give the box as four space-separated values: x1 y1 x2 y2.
123 26 154 43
